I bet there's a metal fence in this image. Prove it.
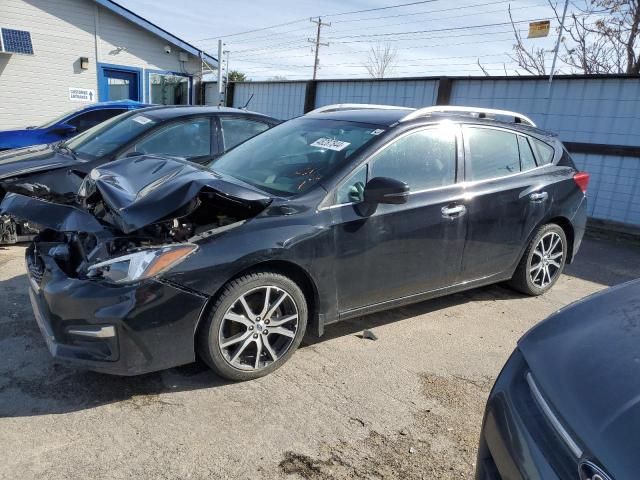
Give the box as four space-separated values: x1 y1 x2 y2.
229 75 640 229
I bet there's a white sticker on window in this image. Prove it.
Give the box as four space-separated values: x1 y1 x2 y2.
132 116 153 125
310 138 351 151
370 129 385 135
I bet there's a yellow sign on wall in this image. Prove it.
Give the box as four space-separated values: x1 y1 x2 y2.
528 20 551 38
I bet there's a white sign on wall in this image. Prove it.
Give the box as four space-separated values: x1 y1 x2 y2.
68 87 96 102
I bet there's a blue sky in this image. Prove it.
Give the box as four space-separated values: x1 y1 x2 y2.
118 0 566 80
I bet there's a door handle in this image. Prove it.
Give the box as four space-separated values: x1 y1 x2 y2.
530 191 548 202
441 204 467 218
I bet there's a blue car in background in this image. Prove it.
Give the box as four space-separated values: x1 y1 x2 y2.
0 100 149 151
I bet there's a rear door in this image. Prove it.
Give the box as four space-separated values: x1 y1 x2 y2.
459 125 552 281
331 124 467 312
67 108 127 134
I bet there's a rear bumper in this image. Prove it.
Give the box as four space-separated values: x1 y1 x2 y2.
569 195 587 262
475 349 578 479
27 244 208 376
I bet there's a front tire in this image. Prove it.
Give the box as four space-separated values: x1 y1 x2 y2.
509 223 567 296
197 271 307 381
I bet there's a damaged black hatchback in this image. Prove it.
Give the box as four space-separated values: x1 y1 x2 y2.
2 105 589 380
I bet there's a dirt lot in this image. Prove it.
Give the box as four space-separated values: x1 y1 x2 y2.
0 236 638 480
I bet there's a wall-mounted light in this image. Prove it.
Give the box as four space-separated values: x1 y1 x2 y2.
80 57 89 70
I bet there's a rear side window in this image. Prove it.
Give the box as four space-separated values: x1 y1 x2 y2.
220 117 271 151
531 138 555 165
465 127 520 181
369 127 457 191
517 136 537 171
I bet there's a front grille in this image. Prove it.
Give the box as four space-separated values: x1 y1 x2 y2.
511 367 579 479
26 245 45 285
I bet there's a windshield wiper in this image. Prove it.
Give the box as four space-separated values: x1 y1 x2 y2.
54 143 78 160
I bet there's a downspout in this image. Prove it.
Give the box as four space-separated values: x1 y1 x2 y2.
93 4 101 97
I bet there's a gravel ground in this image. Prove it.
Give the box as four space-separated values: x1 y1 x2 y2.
0 236 638 480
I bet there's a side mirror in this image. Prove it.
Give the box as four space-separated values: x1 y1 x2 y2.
363 177 410 205
51 124 77 136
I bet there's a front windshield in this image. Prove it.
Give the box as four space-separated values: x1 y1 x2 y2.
208 117 382 196
39 106 85 128
65 111 157 160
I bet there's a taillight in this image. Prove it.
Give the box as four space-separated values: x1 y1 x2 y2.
573 172 590 193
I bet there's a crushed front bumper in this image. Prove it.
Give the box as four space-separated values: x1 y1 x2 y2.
26 242 208 376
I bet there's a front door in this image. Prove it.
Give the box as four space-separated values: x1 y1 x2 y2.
100 67 140 101
331 125 467 313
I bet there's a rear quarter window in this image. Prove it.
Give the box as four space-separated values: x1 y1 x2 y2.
531 138 555 165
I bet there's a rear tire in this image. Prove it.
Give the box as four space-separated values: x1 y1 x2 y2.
509 223 567 296
197 271 307 381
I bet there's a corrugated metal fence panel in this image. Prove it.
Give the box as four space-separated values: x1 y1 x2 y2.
572 153 640 226
315 80 439 109
450 78 640 146
232 82 306 120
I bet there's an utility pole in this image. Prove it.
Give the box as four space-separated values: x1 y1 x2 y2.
548 0 569 93
308 17 330 80
217 39 224 105
223 49 230 106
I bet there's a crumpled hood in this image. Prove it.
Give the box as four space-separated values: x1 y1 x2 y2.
80 155 272 233
518 279 640 476
0 143 77 180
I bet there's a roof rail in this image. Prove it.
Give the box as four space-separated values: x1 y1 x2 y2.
307 103 415 115
400 106 536 127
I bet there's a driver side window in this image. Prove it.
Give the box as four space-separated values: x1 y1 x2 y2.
369 127 456 191
133 117 211 159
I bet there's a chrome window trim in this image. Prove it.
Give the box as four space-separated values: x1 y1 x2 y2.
526 372 583 458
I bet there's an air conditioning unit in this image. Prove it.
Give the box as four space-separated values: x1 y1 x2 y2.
0 28 34 55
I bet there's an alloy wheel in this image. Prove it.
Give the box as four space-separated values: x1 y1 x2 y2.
529 231 564 288
218 286 299 371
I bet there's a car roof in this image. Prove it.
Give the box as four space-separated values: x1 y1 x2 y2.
304 108 413 126
89 100 150 109
135 105 278 121
304 107 555 138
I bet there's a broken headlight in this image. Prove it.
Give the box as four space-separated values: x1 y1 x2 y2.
87 244 197 284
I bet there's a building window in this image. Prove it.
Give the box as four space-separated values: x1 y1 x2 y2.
149 73 189 105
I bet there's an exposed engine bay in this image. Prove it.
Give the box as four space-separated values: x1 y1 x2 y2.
1 155 273 277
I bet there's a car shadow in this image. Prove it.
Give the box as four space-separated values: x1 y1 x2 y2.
1 236 635 418
0 271 523 418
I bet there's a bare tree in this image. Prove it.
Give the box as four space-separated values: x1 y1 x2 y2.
363 43 398 78
508 5 549 74
506 0 640 75
549 0 640 74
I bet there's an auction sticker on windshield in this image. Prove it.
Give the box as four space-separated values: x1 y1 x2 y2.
310 138 351 151
132 116 153 125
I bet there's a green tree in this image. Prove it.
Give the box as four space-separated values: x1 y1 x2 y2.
228 70 248 82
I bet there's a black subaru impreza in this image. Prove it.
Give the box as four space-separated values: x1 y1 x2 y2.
1 104 589 380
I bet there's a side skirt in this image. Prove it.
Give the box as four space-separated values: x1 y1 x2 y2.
335 272 512 323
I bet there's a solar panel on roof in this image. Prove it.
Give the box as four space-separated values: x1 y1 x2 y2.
1 28 34 55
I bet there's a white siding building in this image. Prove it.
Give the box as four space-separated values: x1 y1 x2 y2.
0 0 218 129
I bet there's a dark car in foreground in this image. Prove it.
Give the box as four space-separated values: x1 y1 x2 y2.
0 106 278 243
1 104 589 380
476 279 640 480
0 100 148 151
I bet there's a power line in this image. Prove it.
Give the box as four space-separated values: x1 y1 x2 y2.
195 0 442 42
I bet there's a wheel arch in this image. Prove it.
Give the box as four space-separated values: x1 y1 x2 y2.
195 259 322 344
545 216 575 264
